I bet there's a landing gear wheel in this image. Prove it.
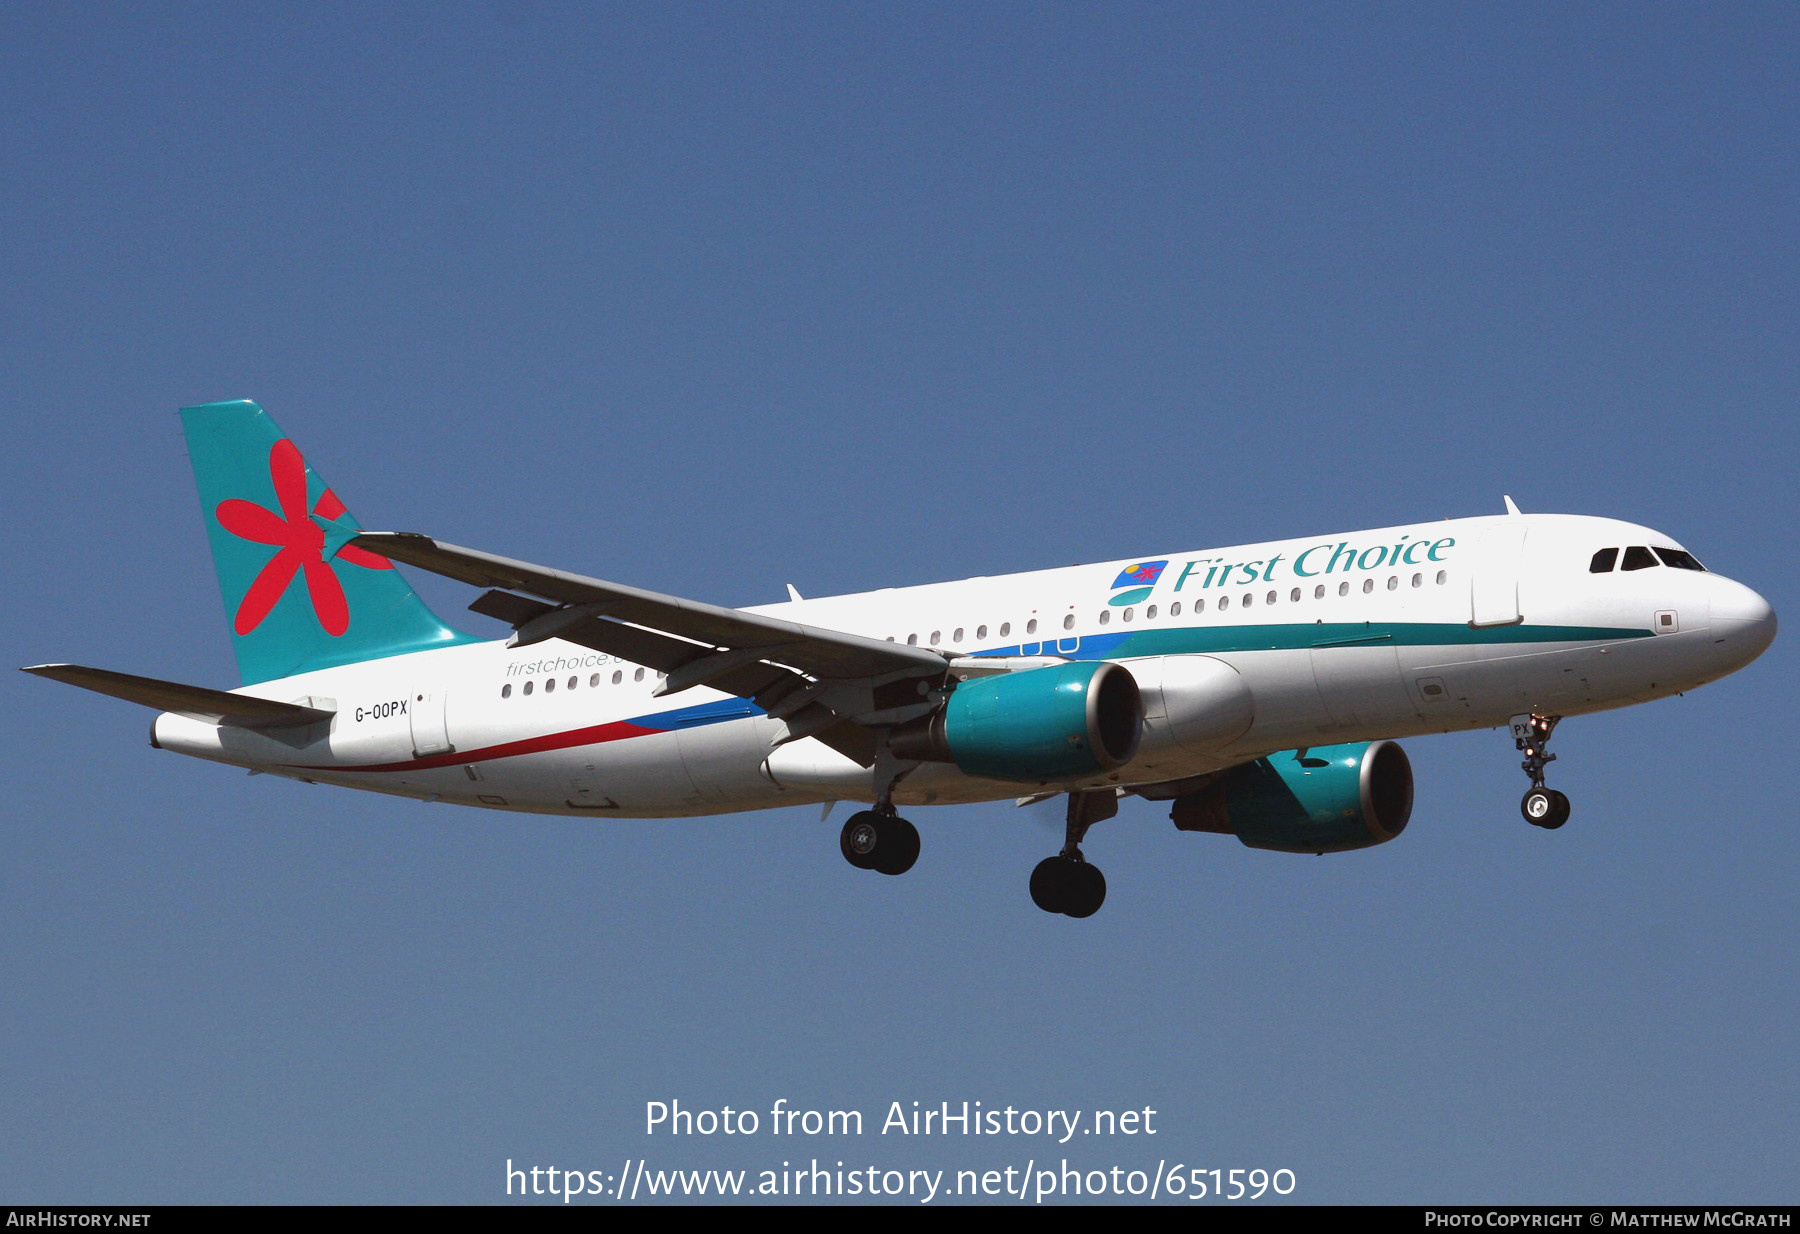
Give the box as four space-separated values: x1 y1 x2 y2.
872 816 920 876
839 811 920 875
1521 787 1570 829
1030 856 1075 913
1062 862 1107 918
840 812 881 870
1029 856 1107 917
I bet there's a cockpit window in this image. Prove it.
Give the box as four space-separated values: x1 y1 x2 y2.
1589 547 1619 573
1654 546 1706 572
1620 546 1658 571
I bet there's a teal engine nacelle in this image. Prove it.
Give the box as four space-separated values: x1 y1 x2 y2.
891 661 1143 783
1170 741 1413 853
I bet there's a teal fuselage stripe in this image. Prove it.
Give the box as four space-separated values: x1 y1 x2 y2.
971 622 1651 661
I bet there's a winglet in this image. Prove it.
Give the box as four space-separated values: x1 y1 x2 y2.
312 510 364 562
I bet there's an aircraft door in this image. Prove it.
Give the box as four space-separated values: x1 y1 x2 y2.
1469 523 1528 627
409 689 454 758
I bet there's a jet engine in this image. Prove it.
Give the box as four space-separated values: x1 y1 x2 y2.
1170 740 1413 853
892 660 1142 783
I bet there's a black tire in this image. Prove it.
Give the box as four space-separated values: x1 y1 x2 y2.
873 816 920 876
1539 789 1570 829
1029 856 1074 914
1063 861 1107 919
1521 787 1571 829
840 811 883 869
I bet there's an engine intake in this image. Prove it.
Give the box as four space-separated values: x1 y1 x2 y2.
892 660 1142 783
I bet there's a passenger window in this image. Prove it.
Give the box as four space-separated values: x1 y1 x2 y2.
1122 608 1134 623
612 670 622 684
1171 601 1183 616
977 625 988 639
1589 547 1619 573
1655 546 1707 572
1000 622 1011 637
1386 576 1398 590
953 628 964 643
501 684 512 699
1314 585 1325 599
568 676 577 690
1266 590 1277 605
906 634 918 646
590 674 600 687
1027 619 1038 635
634 668 645 682
1338 582 1350 597
1219 596 1230 610
1411 573 1421 588
1241 592 1253 607
1098 611 1110 626
1621 546 1657 571
1189 599 1201 613
1435 570 1447 585
1362 579 1374 594
545 678 556 693
1145 605 1157 620
523 681 533 696
1289 588 1300 602
1062 614 1075 630
930 631 941 645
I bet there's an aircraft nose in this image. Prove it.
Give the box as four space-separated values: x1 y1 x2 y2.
1710 579 1777 666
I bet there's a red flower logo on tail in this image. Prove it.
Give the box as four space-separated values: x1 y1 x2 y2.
214 439 393 636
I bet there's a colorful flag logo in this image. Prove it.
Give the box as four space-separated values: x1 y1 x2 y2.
1110 561 1167 590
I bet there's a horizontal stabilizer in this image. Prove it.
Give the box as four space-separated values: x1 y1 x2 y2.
21 664 335 729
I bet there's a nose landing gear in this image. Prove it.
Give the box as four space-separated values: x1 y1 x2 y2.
1512 713 1570 829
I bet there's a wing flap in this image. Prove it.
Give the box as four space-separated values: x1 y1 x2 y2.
473 591 802 699
467 592 896 769
22 664 335 729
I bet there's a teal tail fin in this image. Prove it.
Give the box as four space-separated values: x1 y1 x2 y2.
180 400 477 685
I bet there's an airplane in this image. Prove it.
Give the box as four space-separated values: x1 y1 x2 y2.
25 400 1777 918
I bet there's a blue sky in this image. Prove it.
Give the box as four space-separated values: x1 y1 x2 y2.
3 2 1795 1205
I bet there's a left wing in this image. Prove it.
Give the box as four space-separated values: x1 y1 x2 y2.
352 532 952 766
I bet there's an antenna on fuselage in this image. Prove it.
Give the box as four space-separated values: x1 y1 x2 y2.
1503 495 1522 516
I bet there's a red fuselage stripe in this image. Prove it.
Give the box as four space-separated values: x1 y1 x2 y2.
291 719 665 773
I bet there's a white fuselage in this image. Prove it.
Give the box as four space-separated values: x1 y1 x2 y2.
150 513 1776 817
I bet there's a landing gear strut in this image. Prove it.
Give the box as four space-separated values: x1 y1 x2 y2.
1030 791 1115 918
1511 713 1570 829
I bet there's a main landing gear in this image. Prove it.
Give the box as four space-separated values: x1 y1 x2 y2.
840 746 923 876
840 809 920 876
1030 791 1115 918
1511 713 1571 830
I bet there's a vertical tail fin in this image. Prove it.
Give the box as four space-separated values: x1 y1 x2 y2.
180 400 477 685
